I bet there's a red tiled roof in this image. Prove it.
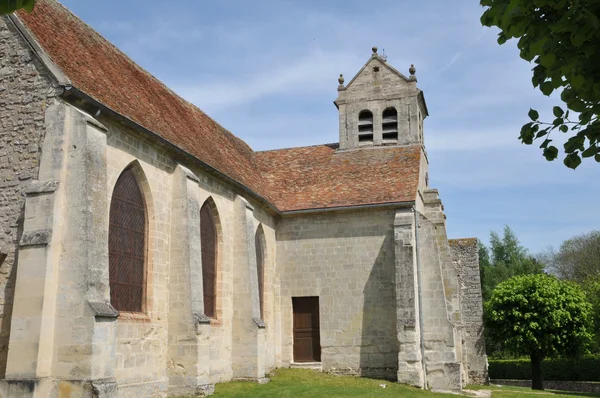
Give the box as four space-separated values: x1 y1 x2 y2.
256 144 420 212
17 0 272 203
16 0 422 212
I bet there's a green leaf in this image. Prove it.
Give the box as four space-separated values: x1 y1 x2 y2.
579 111 593 125
568 100 587 113
543 146 558 161
535 127 548 139
560 125 569 133
586 10 600 29
498 33 508 45
564 135 586 153
570 32 587 47
540 81 554 96
581 145 597 158
540 139 552 149
553 106 564 117
572 75 586 90
540 53 556 68
520 123 535 144
528 109 539 121
561 88 574 102
564 153 582 169
0 0 35 14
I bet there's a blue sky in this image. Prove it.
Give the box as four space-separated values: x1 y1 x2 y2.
59 0 599 254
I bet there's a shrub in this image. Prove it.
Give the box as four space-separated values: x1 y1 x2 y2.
489 355 600 381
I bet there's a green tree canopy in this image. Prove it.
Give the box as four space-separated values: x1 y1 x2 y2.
582 280 600 353
480 0 600 169
544 230 600 282
0 0 35 14
485 274 593 390
479 226 544 301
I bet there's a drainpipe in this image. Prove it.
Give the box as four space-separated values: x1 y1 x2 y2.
413 206 427 389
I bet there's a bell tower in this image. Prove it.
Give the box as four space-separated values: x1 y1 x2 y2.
334 47 429 150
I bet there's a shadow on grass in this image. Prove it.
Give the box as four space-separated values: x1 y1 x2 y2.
468 384 600 397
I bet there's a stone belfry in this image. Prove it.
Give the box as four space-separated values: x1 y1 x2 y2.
334 47 428 150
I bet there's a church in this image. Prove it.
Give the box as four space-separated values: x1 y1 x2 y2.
0 1 487 396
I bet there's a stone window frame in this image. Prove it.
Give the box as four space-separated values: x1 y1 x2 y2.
200 196 223 324
108 160 154 320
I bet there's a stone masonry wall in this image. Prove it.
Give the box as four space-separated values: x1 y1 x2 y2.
105 119 279 393
0 15 58 377
278 209 398 379
450 238 488 385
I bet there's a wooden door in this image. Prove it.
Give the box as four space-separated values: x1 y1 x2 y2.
292 297 321 362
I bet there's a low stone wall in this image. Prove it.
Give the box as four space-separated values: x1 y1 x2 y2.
491 379 600 394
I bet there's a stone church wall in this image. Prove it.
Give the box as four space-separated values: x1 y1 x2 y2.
0 90 278 396
105 123 175 394
0 16 58 377
450 238 488 385
103 121 280 394
278 209 398 379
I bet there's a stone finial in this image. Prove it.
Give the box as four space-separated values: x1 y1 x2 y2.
338 74 344 85
372 46 378 54
409 64 416 76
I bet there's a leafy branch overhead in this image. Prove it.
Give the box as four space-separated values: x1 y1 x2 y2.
0 0 35 15
481 0 600 169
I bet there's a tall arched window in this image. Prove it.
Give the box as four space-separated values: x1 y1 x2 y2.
109 167 147 313
201 201 218 318
255 226 266 319
358 110 374 143
382 107 398 142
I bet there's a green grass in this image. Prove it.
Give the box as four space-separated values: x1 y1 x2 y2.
468 384 600 398
177 368 600 397
210 368 450 397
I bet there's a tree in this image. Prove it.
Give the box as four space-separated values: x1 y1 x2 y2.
582 279 600 352
485 274 593 390
0 0 35 15
544 230 600 282
479 226 544 301
542 230 600 353
480 0 600 169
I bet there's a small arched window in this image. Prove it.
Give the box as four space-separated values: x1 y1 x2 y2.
255 226 266 319
358 110 374 143
201 201 218 318
382 107 398 142
109 167 147 313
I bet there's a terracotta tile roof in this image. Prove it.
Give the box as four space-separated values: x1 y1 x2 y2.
16 0 422 212
256 144 420 212
17 0 272 203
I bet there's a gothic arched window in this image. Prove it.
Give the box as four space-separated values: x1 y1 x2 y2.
255 226 266 319
201 201 218 318
382 107 398 142
358 110 374 143
109 167 147 313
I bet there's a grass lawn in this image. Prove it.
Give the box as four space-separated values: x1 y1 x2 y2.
210 368 449 397
196 368 600 398
468 384 600 398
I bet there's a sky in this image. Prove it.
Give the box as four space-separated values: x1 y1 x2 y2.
58 0 599 254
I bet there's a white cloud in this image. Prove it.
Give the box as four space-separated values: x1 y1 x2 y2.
173 49 361 113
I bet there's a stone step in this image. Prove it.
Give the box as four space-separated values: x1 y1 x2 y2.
290 362 323 371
